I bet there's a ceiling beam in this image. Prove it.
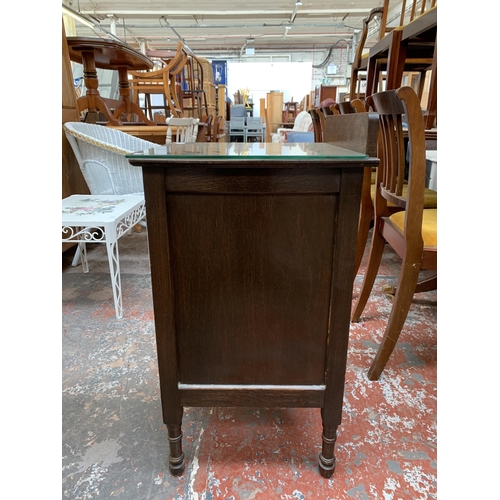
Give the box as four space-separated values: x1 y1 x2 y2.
78 9 372 17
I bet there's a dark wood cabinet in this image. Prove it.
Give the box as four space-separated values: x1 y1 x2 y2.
128 139 378 477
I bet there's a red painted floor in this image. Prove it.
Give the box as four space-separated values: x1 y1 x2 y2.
63 228 436 499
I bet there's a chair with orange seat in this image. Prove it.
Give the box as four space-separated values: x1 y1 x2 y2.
350 86 437 381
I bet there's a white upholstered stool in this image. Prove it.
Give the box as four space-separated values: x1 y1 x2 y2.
62 195 146 319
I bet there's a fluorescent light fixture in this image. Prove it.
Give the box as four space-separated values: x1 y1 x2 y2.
62 4 96 29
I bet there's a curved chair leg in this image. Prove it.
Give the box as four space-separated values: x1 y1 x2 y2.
353 205 373 277
351 223 386 322
353 168 374 278
367 257 422 380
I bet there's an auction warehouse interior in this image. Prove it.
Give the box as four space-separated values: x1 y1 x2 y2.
61 1 446 498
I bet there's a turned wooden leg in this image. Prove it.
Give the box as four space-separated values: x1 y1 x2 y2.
318 422 338 478
167 424 185 476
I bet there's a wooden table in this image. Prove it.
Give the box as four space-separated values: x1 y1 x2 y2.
127 142 379 477
365 7 437 128
106 123 208 144
67 37 156 126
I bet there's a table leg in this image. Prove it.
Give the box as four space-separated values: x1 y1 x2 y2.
79 240 89 273
78 50 123 126
112 67 156 125
167 424 185 476
104 224 123 319
318 410 338 478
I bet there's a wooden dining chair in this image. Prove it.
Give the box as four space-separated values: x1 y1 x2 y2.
349 6 385 100
308 109 323 142
321 106 334 117
200 115 213 142
166 117 199 143
351 86 437 381
329 103 340 115
350 99 368 113
337 102 356 114
211 115 223 142
180 54 209 119
128 42 188 119
352 95 437 277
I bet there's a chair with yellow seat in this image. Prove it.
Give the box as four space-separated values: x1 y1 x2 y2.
350 86 437 381
352 96 437 276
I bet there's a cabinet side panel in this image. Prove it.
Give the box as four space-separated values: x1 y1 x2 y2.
168 193 337 386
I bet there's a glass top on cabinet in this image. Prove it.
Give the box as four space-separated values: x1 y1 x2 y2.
126 142 368 160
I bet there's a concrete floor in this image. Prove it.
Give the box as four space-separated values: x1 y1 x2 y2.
62 228 437 499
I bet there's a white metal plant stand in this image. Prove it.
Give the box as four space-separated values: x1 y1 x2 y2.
62 195 146 319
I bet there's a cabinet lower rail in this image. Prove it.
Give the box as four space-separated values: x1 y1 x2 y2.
178 383 326 407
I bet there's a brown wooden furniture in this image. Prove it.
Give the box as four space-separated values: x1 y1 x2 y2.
200 115 213 141
321 106 334 117
337 102 357 114
330 103 340 114
283 101 299 123
62 23 89 252
333 100 376 277
181 54 209 118
128 65 170 122
350 1 437 129
66 36 155 126
365 6 437 128
266 91 284 133
210 115 222 142
127 137 379 478
128 43 186 121
351 98 437 277
351 87 437 380
105 125 168 144
350 99 368 113
314 85 337 108
308 108 323 142
106 123 207 144
349 6 384 100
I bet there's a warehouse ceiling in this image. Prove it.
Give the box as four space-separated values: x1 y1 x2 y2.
62 1 408 58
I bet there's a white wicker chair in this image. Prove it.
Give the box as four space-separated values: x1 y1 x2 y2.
64 122 157 196
63 122 157 266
